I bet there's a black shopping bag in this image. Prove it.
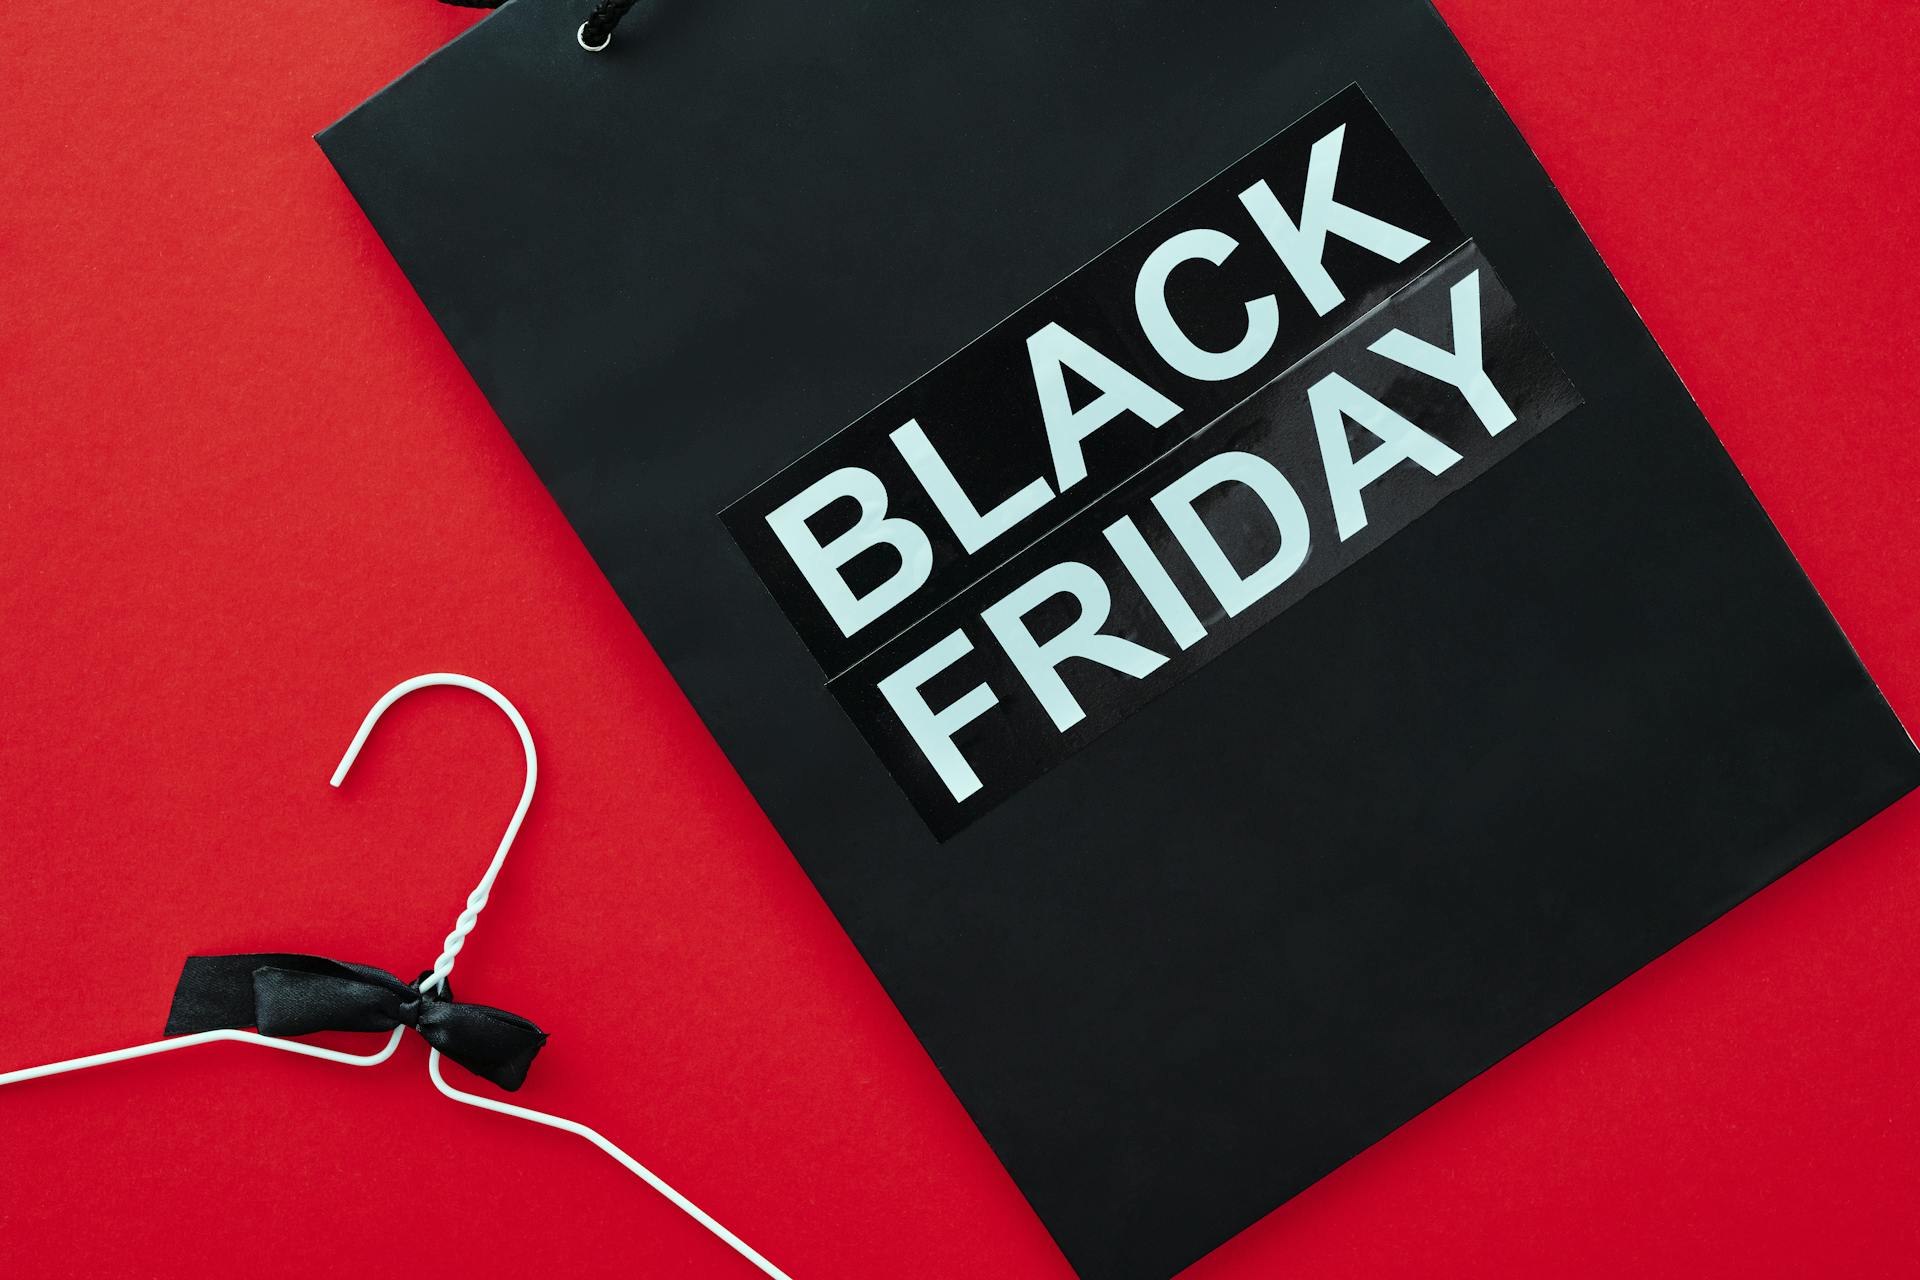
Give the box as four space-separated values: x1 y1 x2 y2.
318 3 1920 1276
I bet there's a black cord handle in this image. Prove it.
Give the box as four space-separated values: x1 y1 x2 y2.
577 0 642 51
433 0 644 53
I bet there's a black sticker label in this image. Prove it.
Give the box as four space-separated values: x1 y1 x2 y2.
724 86 1580 836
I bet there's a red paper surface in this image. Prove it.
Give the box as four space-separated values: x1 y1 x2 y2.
2 2 1917 1276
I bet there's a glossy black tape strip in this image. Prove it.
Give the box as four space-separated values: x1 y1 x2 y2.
724 85 1466 677
833 243 1581 837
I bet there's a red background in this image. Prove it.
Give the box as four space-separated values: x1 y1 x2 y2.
3 1 1917 1275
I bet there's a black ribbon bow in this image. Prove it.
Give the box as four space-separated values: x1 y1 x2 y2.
164 953 548 1091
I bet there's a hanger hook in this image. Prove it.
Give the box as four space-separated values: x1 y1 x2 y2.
331 673 538 994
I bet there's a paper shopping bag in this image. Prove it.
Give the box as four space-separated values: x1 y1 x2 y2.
317 3 1920 1275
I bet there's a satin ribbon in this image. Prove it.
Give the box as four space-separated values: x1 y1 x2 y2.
164 953 547 1091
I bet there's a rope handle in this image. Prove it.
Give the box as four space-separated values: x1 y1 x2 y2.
577 0 642 51
435 0 645 53
434 0 645 53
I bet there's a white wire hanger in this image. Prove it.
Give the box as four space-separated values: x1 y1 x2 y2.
0 672 792 1280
